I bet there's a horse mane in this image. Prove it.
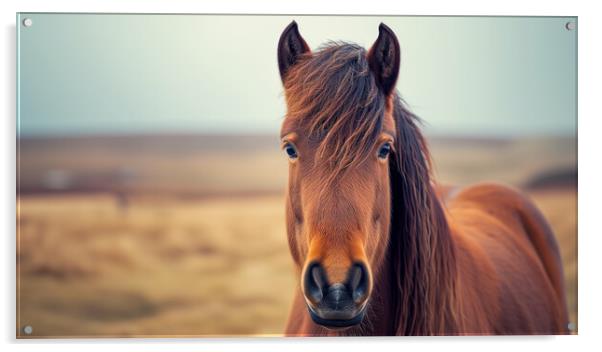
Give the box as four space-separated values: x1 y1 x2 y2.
283 42 385 184
283 41 458 335
388 95 458 335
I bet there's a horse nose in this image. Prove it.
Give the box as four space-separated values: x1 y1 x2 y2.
322 283 354 312
303 262 371 324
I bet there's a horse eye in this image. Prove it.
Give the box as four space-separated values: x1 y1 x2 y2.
284 143 298 160
377 142 391 160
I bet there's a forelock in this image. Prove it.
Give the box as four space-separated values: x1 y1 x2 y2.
283 42 386 176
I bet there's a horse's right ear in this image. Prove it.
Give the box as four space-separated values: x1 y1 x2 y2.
367 23 401 97
277 21 310 83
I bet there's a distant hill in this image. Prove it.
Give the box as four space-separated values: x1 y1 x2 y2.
525 167 577 190
17 134 576 196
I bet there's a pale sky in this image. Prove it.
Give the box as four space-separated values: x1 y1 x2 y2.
17 14 577 137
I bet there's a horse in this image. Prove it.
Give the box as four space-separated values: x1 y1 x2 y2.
276 21 569 336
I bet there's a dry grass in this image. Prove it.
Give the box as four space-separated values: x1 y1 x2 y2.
17 195 295 337
16 135 577 337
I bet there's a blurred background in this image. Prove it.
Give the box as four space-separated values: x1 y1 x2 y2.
16 14 576 337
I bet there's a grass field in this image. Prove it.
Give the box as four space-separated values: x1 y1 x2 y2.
17 194 293 337
16 134 577 337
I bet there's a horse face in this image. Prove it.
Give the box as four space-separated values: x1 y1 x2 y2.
281 127 395 329
278 22 401 329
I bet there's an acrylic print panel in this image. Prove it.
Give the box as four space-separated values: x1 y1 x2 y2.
16 14 577 338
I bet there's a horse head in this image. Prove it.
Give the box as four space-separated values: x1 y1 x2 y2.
278 21 402 329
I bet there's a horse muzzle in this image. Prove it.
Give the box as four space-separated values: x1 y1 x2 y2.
303 262 370 329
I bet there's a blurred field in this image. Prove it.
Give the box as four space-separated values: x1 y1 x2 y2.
17 194 292 337
16 134 577 337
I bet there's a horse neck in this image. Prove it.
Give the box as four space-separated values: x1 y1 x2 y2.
380 185 458 336
375 96 460 335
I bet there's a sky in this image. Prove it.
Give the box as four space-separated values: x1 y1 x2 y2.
17 14 577 137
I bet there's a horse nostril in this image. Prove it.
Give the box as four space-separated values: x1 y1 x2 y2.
347 263 370 303
304 262 370 307
304 262 327 303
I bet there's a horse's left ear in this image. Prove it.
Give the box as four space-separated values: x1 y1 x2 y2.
277 21 311 83
367 23 401 97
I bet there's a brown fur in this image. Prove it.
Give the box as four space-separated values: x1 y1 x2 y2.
280 39 568 336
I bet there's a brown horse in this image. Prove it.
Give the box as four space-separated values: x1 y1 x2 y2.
277 21 569 336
